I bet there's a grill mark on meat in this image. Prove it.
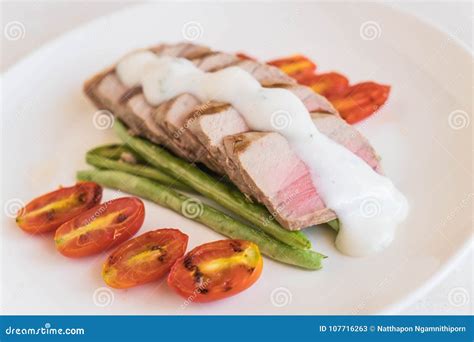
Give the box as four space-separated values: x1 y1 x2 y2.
186 103 257 197
191 51 240 72
179 44 212 59
189 50 215 60
119 86 143 104
230 135 253 154
151 93 222 170
231 59 296 86
146 52 242 171
199 103 231 115
232 59 260 74
265 83 338 114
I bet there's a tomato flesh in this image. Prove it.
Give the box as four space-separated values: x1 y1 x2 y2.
102 229 188 289
168 240 263 302
16 182 102 234
298 72 349 98
330 82 391 124
268 54 391 124
54 197 144 258
267 55 316 77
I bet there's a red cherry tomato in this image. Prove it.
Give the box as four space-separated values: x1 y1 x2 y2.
54 197 144 258
168 239 263 302
298 72 349 98
15 182 102 234
102 229 188 289
329 82 391 124
268 53 391 124
267 55 316 77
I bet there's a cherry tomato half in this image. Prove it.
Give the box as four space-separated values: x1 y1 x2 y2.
298 72 349 98
330 82 391 124
54 197 145 258
102 229 189 289
267 55 316 76
16 182 102 234
168 239 263 302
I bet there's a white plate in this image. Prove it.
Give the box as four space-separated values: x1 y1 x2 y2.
1 2 472 315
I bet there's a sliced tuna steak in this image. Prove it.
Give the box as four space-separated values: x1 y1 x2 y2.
223 132 337 229
150 42 211 58
153 94 224 171
84 43 227 169
192 52 240 72
310 113 381 173
186 102 254 195
88 72 190 158
267 83 338 114
232 59 296 86
84 42 381 230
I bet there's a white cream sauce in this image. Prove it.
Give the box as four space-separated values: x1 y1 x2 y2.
116 51 409 257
